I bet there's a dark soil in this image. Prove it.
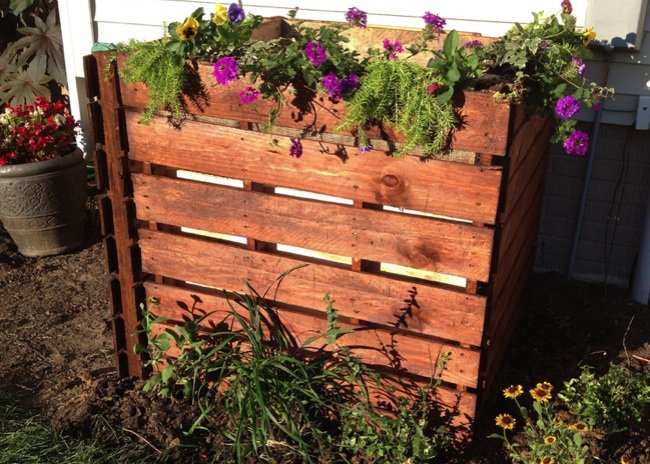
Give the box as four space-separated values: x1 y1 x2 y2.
1 198 648 463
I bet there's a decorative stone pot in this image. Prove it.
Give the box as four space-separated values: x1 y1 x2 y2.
0 148 87 257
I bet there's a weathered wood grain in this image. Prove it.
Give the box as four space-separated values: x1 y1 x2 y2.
137 229 487 350
132 174 494 281
142 281 481 389
126 113 503 224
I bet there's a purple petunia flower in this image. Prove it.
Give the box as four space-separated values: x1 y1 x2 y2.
341 73 360 91
345 7 367 28
321 72 343 99
304 41 327 67
423 12 446 32
358 144 372 154
227 3 245 23
289 137 303 158
572 56 586 78
563 130 589 156
464 39 484 48
238 86 260 105
383 39 404 60
554 95 580 121
212 56 239 85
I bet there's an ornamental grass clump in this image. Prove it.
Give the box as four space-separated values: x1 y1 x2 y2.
117 0 613 158
135 282 451 463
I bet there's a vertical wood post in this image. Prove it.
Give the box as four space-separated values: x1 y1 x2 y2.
91 52 144 378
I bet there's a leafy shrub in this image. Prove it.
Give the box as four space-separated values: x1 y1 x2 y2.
559 363 650 434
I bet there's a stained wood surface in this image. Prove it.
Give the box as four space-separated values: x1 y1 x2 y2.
133 174 494 281
126 114 503 224
142 281 481 390
115 55 512 156
138 228 486 351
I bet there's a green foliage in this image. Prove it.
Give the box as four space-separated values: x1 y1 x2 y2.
0 2 66 105
482 11 614 143
119 40 187 124
490 382 592 464
339 58 457 157
136 281 451 463
560 363 650 434
427 30 483 103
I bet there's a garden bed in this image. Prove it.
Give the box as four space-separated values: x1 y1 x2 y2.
85 42 554 426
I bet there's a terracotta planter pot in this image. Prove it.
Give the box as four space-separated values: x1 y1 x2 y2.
0 148 87 257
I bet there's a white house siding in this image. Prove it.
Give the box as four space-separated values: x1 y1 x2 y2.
58 0 650 286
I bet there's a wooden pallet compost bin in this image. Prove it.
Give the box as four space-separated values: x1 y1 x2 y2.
85 39 552 426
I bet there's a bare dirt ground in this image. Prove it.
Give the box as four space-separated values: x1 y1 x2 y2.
1 200 648 463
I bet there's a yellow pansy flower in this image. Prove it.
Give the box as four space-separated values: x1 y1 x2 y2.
213 3 228 26
176 16 199 41
582 27 596 46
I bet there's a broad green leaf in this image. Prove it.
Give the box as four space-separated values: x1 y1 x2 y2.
443 30 459 57
161 365 174 383
9 0 34 15
446 63 461 83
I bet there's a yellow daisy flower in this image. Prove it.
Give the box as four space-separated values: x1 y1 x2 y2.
544 435 557 445
503 384 523 399
537 381 553 392
540 457 555 464
621 457 629 464
176 16 199 41
573 422 589 433
495 413 516 430
530 386 552 402
213 3 228 26
582 27 596 46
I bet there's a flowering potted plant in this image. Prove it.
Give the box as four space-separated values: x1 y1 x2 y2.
116 0 612 157
0 97 87 257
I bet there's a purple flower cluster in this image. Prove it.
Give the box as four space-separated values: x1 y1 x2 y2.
383 39 404 60
358 144 372 154
238 86 260 105
554 95 580 121
423 12 446 32
345 7 367 28
304 42 327 67
289 137 303 158
563 130 589 156
464 39 483 48
212 56 239 85
572 56 586 78
227 3 245 24
321 72 359 99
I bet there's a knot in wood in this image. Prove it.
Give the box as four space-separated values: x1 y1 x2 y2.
381 174 400 188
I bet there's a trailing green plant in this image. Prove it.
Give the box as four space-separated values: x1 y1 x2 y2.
119 40 187 124
0 0 67 105
338 58 457 157
482 8 614 153
559 363 650 434
135 279 452 463
491 382 593 464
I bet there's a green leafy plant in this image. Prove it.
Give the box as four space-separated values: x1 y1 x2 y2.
338 58 457 157
559 363 650 434
0 0 66 105
491 382 593 464
135 279 452 463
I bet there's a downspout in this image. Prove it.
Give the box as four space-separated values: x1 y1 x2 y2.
631 190 650 304
567 53 611 280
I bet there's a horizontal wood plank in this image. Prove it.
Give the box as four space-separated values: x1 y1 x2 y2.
142 281 481 389
126 114 503 224
138 229 487 349
116 55 512 156
133 174 494 281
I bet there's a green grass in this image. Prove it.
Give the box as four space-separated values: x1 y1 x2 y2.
0 391 155 464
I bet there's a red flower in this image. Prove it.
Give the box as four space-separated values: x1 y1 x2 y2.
427 83 441 95
561 0 573 14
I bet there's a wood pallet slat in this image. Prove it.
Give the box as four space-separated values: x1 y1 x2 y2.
133 173 495 281
138 229 488 350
